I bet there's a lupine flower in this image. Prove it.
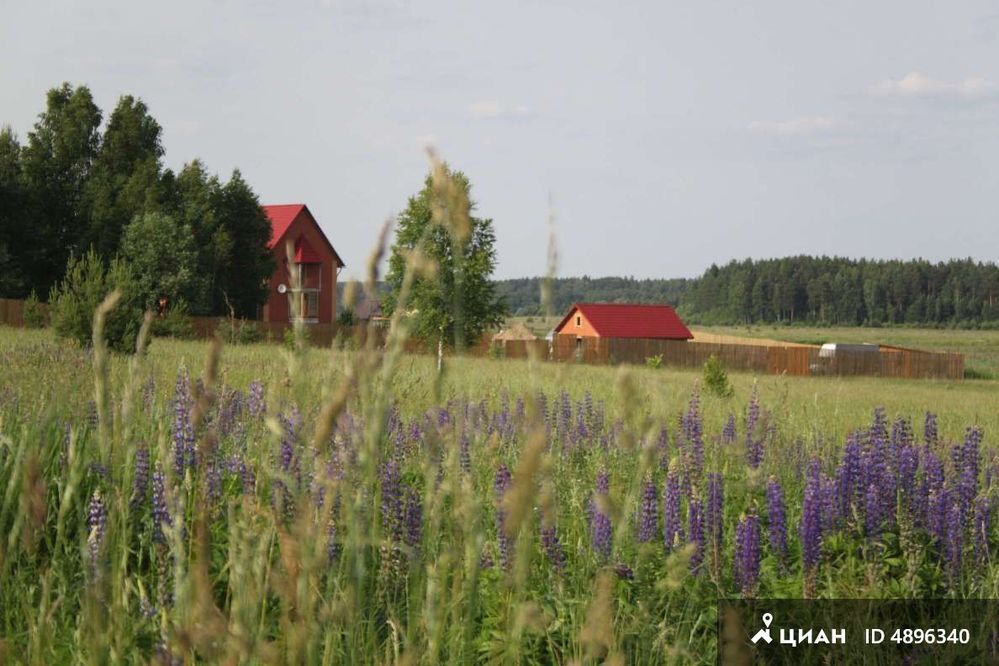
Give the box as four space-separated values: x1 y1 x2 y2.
403 487 423 554
836 433 863 519
131 445 150 510
927 487 950 548
172 371 195 476
864 483 882 542
897 444 919 519
945 500 963 583
955 427 983 526
924 412 938 447
766 478 788 569
663 468 684 552
801 458 823 591
459 434 471 475
688 497 705 573
589 469 612 561
540 524 568 573
637 475 658 543
722 414 737 445
247 380 266 418
745 389 764 468
706 473 724 548
494 464 512 570
381 458 403 542
613 562 634 581
973 495 991 567
682 393 704 481
87 490 106 576
152 468 171 544
734 512 761 596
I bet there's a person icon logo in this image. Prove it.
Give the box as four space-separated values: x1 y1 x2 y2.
751 612 774 644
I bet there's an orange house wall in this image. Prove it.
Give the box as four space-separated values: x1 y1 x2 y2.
554 307 600 337
263 212 338 324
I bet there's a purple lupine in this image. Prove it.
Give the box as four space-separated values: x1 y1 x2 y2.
927 487 950 548
955 427 982 526
656 428 670 470
919 450 946 530
734 512 761 596
945 500 963 584
87 490 106 577
863 409 896 529
540 524 568 573
973 495 991 567
151 467 171 544
206 459 222 504
682 393 704 481
801 458 823 594
589 469 612 561
766 478 788 570
820 472 839 530
171 371 195 477
836 433 863 519
864 483 882 542
722 414 737 445
381 458 404 543
688 497 705 574
131 444 150 511
459 433 471 476
923 412 938 447
403 487 423 555
745 389 764 468
613 562 635 581
494 464 513 570
637 475 658 543
897 444 919 520
247 380 265 418
662 468 684 553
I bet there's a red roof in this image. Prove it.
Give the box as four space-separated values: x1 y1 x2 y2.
294 236 322 263
262 204 304 249
262 203 345 267
555 303 693 340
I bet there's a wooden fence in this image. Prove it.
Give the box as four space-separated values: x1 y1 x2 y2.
0 298 963 379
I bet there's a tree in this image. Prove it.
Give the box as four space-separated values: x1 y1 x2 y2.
20 83 102 297
85 95 166 258
48 250 144 353
121 212 202 311
213 170 274 318
0 127 24 296
384 162 506 356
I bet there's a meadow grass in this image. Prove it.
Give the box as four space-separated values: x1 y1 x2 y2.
0 324 998 664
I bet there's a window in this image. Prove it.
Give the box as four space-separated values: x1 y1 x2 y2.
576 315 581 327
302 292 319 319
295 263 322 289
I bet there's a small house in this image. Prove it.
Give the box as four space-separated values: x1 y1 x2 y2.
553 303 693 341
261 204 345 325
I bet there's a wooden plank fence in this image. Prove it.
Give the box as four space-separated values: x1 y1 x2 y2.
0 297 964 379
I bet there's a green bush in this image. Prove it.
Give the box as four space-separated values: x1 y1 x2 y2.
337 309 356 326
151 300 195 339
702 354 734 397
23 290 46 328
48 250 144 353
488 342 506 359
216 318 262 345
645 354 664 369
283 325 312 351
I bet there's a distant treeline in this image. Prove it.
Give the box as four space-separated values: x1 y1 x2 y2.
494 276 692 316
491 257 999 327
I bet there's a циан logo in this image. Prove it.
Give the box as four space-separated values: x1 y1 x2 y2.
751 612 773 644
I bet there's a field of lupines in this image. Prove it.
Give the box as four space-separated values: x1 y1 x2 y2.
0 325 997 664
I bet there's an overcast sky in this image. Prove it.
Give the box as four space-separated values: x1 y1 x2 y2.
2 0 998 279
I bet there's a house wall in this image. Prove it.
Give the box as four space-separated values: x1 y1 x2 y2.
554 307 600 337
263 211 338 324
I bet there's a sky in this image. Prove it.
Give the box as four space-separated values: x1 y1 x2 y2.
2 0 998 280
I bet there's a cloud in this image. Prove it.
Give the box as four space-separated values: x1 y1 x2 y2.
869 71 995 98
467 100 532 120
748 116 842 136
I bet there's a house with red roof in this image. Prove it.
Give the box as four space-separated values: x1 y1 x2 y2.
553 303 692 343
261 204 345 325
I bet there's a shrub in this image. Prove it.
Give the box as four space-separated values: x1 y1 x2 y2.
151 301 195 339
488 342 506 359
702 354 734 398
645 354 664 369
23 291 46 328
48 251 144 353
283 325 311 351
337 309 356 326
216 318 262 345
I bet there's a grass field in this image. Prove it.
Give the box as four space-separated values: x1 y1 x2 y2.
0 325 997 663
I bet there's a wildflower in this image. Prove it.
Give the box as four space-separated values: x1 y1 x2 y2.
613 562 634 581
589 469 612 561
172 370 194 476
637 475 658 543
722 414 736 445
924 412 938 447
766 477 788 570
87 490 106 577
662 468 684 552
734 512 761 596
131 444 150 510
247 379 266 418
540 524 568 573
801 458 823 594
688 497 705 573
494 464 512 570
152 467 171 544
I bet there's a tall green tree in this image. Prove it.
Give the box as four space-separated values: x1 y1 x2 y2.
0 127 24 296
384 163 506 353
20 83 102 296
213 170 274 318
85 95 166 258
121 211 202 311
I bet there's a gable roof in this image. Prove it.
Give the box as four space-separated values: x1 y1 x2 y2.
262 203 345 267
555 303 693 340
